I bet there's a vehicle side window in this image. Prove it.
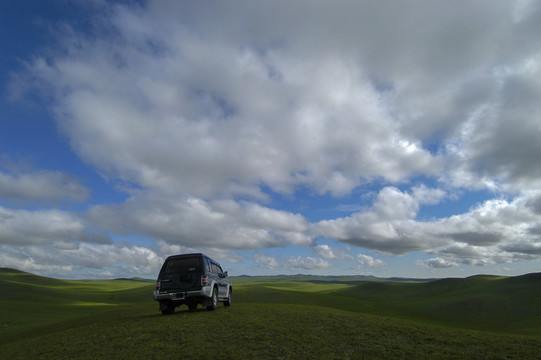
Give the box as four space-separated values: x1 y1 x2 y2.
205 258 212 273
217 265 224 275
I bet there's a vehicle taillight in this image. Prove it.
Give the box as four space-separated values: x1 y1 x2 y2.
156 279 161 291
201 275 208 286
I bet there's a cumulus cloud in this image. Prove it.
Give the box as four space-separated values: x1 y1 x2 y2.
86 192 312 250
355 254 386 267
418 257 458 269
0 167 89 204
0 242 162 279
314 244 354 260
314 186 448 254
254 254 332 271
411 185 447 206
16 1 541 195
254 254 280 269
154 240 243 264
18 0 448 201
314 188 541 267
444 56 541 192
0 206 110 247
4 0 541 276
286 256 331 270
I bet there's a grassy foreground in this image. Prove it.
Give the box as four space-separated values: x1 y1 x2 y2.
1 268 541 359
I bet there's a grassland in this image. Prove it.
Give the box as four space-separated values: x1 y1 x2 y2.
1 268 541 359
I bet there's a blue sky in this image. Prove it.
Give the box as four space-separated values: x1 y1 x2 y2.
2 0 541 279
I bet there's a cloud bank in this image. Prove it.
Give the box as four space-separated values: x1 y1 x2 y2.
2 0 541 277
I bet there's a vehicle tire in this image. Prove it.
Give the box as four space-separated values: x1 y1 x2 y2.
224 288 232 307
206 287 218 311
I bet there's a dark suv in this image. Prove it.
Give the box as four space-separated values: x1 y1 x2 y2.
153 253 232 314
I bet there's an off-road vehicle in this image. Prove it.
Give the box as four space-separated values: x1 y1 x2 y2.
153 253 232 314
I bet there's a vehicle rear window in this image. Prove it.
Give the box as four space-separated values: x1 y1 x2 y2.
163 257 202 274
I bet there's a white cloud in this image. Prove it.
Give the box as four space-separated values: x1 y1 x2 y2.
0 206 110 247
373 187 419 220
411 185 447 206
19 0 449 201
254 254 332 271
86 192 313 250
314 187 448 254
254 254 280 269
286 256 331 270
315 188 541 266
15 1 541 199
0 248 74 274
418 257 457 269
355 254 386 267
0 242 162 279
314 244 353 260
0 167 89 204
5 1 541 277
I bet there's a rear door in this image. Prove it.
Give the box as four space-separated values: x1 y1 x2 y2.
159 256 202 292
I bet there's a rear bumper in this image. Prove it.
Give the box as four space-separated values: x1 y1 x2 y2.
153 286 212 301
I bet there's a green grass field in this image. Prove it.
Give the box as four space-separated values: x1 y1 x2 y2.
1 268 541 359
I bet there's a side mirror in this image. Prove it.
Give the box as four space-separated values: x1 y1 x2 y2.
220 271 228 278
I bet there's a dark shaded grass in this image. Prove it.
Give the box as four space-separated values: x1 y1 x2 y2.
333 273 541 335
2 302 540 360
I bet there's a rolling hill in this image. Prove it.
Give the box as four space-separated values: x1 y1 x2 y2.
1 268 541 359
332 273 541 334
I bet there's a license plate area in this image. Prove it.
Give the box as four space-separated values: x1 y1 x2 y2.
173 292 185 300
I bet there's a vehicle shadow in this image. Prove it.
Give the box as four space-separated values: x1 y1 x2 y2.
138 306 221 319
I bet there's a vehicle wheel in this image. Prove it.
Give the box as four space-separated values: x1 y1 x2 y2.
206 288 218 311
224 288 232 307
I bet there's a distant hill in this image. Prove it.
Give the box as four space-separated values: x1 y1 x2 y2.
0 267 153 283
334 272 541 334
114 277 154 282
230 273 431 285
